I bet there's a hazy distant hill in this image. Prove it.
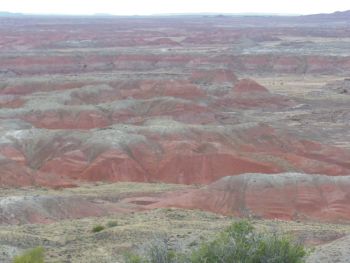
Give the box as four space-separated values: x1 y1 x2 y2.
0 11 23 17
0 10 349 19
303 10 350 20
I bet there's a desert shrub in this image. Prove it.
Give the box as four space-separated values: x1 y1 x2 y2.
147 238 177 263
92 225 105 233
190 220 254 263
124 252 144 263
125 220 306 263
13 246 45 263
107 220 119 228
125 237 181 263
252 234 306 263
191 220 306 263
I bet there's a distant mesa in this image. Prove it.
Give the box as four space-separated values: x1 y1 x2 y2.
0 11 23 17
147 38 181 46
190 68 238 84
93 13 114 16
302 10 350 20
233 78 269 93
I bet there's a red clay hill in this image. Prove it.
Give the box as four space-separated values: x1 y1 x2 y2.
1 14 350 223
151 173 350 223
1 73 350 188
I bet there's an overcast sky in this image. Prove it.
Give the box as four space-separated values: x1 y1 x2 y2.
1 0 350 15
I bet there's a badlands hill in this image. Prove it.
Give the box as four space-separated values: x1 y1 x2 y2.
0 11 350 263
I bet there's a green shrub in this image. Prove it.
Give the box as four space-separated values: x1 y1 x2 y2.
92 225 105 233
147 238 177 263
191 220 306 263
124 252 143 263
13 246 45 263
107 221 119 228
124 237 181 263
253 234 306 263
125 220 306 263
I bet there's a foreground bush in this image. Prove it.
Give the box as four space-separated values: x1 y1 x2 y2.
125 236 179 263
13 247 45 263
190 221 306 263
92 225 105 233
107 220 119 228
125 221 306 263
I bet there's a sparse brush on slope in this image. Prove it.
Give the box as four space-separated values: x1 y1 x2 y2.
125 220 306 263
13 247 45 263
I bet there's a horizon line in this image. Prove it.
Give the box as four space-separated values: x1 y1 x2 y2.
2 10 343 17
0 9 349 18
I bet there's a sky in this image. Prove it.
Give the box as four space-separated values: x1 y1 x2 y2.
1 0 350 16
